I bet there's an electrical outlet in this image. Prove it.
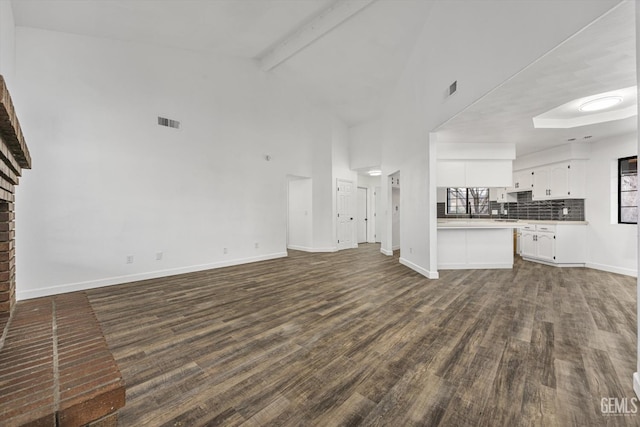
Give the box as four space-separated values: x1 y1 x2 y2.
126 255 134 264
409 247 413 254
156 252 163 261
255 242 259 249
563 207 569 215
491 209 498 215
223 248 228 254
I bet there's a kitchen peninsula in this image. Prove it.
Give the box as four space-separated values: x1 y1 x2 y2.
437 219 523 269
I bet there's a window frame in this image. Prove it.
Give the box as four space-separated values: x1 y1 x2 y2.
446 187 490 216
618 155 638 225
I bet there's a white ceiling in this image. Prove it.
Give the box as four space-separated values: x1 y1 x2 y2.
11 0 432 127
434 1 637 156
11 0 335 58
10 0 636 152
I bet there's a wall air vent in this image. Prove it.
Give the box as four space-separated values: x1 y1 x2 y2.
158 116 180 129
448 80 457 96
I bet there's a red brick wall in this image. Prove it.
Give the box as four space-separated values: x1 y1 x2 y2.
0 75 31 316
0 201 14 313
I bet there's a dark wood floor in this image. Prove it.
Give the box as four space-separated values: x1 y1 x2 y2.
86 244 640 426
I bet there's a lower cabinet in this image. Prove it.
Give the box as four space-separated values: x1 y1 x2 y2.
519 223 586 266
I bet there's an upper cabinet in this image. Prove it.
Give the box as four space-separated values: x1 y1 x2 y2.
436 142 515 188
508 169 534 193
530 160 586 200
436 160 513 188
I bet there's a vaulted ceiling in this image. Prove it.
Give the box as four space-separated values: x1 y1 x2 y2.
11 0 433 126
10 0 636 154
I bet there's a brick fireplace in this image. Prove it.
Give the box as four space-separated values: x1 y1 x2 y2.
0 75 32 317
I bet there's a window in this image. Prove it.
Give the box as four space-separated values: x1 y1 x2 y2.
447 188 490 215
619 156 638 224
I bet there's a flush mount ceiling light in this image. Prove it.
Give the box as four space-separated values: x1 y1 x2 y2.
533 86 637 129
578 96 623 112
368 170 382 176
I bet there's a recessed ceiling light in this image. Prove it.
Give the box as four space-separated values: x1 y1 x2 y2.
368 170 382 176
579 96 623 112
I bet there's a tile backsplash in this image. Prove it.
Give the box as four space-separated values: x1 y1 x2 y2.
437 191 585 221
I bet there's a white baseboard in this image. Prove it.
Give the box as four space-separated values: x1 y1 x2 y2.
17 252 288 301
287 245 337 253
585 262 637 277
381 248 393 256
392 245 400 251
438 262 513 270
399 257 439 279
522 257 585 268
634 372 640 399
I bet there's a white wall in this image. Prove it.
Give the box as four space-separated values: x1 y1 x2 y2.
586 133 638 276
332 118 357 248
287 177 312 251
13 27 343 299
349 120 383 171
0 0 15 85
359 0 620 279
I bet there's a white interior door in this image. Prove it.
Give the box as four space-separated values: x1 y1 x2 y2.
357 187 367 243
374 186 381 243
337 179 355 250
392 186 400 250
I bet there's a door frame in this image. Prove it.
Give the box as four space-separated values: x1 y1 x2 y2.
357 186 368 244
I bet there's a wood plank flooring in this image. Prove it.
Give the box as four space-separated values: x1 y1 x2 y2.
86 244 640 426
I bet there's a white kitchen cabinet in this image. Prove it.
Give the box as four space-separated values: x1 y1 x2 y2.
490 187 517 202
520 228 555 261
519 223 586 266
436 160 512 188
509 169 534 193
530 160 586 200
536 231 555 263
520 230 537 258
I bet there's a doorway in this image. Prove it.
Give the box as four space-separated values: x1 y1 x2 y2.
391 172 400 251
286 176 312 251
357 187 368 243
337 179 355 250
374 186 381 243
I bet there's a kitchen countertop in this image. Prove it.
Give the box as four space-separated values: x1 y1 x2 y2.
437 219 524 229
437 219 588 229
520 220 588 225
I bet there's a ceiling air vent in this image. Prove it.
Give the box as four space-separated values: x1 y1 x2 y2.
158 116 180 129
448 80 457 96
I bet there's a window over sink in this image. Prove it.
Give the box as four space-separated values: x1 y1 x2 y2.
447 188 490 216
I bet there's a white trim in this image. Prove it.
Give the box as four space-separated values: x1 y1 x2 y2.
438 262 513 270
634 372 640 399
585 262 638 277
287 245 338 253
381 248 393 256
17 252 287 301
259 0 375 71
521 257 586 268
399 257 439 279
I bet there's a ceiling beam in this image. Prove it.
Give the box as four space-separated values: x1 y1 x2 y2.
258 0 376 72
